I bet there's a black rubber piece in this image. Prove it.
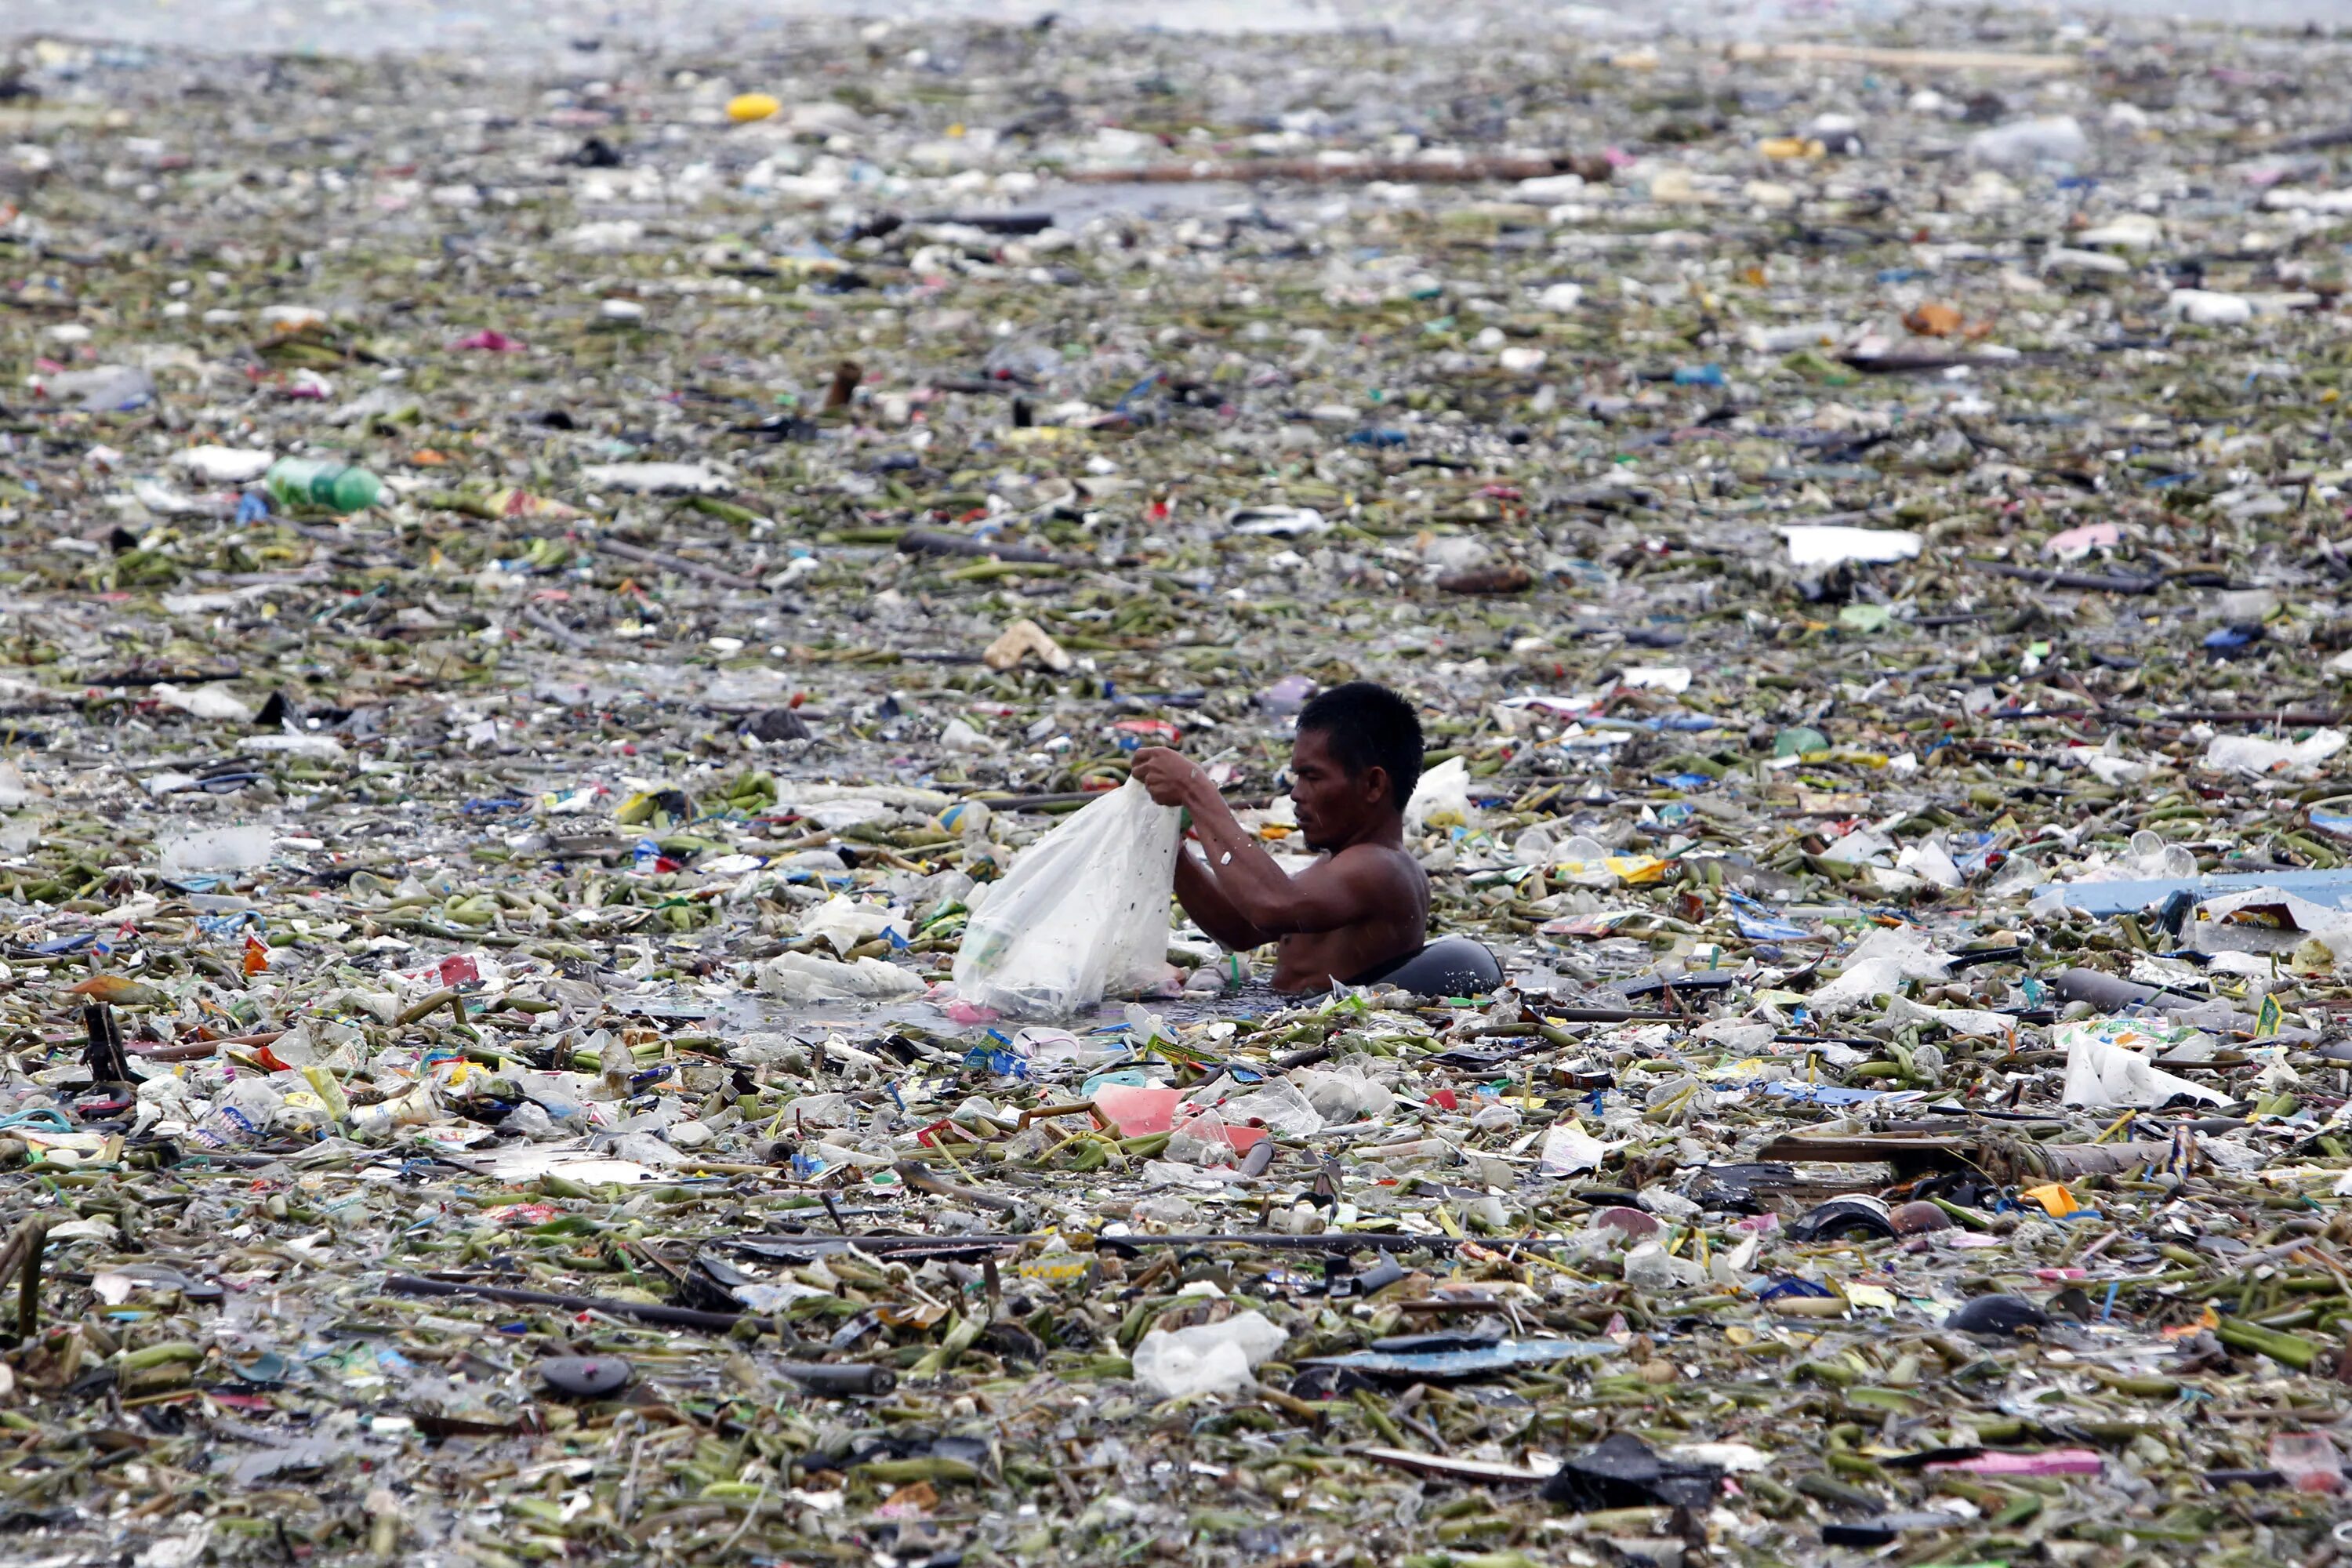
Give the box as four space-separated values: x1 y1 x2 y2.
1788 1197 1898 1243
1345 936 1504 996
1541 1432 1723 1511
539 1356 633 1398
1945 1294 2050 1335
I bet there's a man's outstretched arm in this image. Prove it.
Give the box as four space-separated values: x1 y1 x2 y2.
1131 748 1378 935
1174 846 1273 952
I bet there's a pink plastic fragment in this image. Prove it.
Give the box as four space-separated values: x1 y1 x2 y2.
1092 1084 1181 1137
2043 522 2122 560
1926 1448 2103 1478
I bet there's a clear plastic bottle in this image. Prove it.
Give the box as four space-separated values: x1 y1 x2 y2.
348 1083 438 1136
193 1076 286 1149
264 456 383 514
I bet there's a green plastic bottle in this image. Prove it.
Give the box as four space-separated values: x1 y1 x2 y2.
263 456 383 514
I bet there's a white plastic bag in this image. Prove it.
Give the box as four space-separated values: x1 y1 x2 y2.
1966 114 2088 168
1808 926 1951 1014
1405 755 1472 833
1131 1310 1287 1400
1539 1121 1620 1176
1779 525 1922 568
2058 1020 2227 1109
148 682 256 723
1623 1241 1707 1293
2204 728 2347 779
1297 1064 1396 1124
952 779 1180 1016
160 826 274 877
793 895 909 955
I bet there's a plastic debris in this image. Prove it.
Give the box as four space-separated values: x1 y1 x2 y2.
1130 1309 1287 1400
0 8 2349 1567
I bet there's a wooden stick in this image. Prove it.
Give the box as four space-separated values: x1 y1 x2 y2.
1728 42 2079 74
4 1217 49 1343
587 535 764 592
1067 154 1596 187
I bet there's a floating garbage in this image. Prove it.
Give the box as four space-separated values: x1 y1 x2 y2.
0 8 2348 1567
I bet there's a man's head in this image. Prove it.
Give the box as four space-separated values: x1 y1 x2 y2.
1289 681 1423 851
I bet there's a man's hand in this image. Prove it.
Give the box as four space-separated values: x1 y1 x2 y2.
1130 746 1207 810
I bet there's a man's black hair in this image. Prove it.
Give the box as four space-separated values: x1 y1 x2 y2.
1296 681 1422 815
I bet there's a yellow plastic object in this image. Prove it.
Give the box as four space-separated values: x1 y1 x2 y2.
1554 854 1669 886
727 93 782 123
2020 1182 2080 1218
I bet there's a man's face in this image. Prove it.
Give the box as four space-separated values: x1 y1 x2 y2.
1288 727 1381 851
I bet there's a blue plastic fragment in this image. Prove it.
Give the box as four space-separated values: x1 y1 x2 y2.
196 912 264 937
2203 624 2263 652
1301 1338 1618 1379
2056 869 2352 917
1760 1080 1922 1107
1726 892 1809 942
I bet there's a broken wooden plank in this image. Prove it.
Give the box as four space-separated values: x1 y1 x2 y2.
1755 1134 1971 1173
1356 1446 1556 1485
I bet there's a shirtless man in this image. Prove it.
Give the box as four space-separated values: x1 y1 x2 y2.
1129 681 1431 993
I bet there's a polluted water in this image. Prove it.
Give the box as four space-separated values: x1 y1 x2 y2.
7 3 2352 1566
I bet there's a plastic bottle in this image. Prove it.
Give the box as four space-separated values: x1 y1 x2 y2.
193 1077 286 1149
264 456 383 514
349 1083 439 1136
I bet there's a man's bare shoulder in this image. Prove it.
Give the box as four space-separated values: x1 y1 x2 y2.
1325 841 1428 893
